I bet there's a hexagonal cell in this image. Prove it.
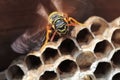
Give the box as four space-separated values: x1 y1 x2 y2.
58 38 79 56
94 62 112 78
90 19 109 36
76 51 96 71
25 55 42 70
111 29 120 48
76 28 94 46
94 40 113 58
39 71 58 80
6 65 24 80
42 48 60 64
57 59 77 78
111 50 120 66
112 73 120 80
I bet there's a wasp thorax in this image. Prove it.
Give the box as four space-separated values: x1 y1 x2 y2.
48 12 63 24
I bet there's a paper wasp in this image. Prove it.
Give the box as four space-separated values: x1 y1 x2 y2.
41 12 82 50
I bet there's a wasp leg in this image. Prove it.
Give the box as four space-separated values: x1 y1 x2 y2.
50 31 57 41
68 17 84 26
40 26 52 51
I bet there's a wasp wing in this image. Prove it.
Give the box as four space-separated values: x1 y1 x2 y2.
11 13 48 54
52 0 94 22
11 29 46 54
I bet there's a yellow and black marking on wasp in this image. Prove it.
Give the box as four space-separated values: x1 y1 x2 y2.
40 11 83 51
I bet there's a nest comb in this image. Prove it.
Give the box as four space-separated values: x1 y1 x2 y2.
5 16 120 80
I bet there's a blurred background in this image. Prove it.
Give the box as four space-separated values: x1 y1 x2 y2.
0 0 119 72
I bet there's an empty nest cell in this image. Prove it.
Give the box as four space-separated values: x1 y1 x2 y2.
90 19 108 36
76 51 96 71
6 65 24 80
76 28 94 46
94 40 113 58
25 55 42 70
39 71 58 80
112 73 120 80
42 48 60 64
111 29 120 48
111 50 120 66
58 38 78 55
94 62 112 78
57 59 77 78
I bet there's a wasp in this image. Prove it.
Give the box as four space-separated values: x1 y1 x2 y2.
41 11 82 50
11 11 82 53
48 12 81 35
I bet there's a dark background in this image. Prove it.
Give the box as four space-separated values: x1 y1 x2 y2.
0 0 120 71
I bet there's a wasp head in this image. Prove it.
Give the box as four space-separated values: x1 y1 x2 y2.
48 12 69 34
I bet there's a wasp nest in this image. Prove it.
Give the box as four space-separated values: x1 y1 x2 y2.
5 16 120 80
